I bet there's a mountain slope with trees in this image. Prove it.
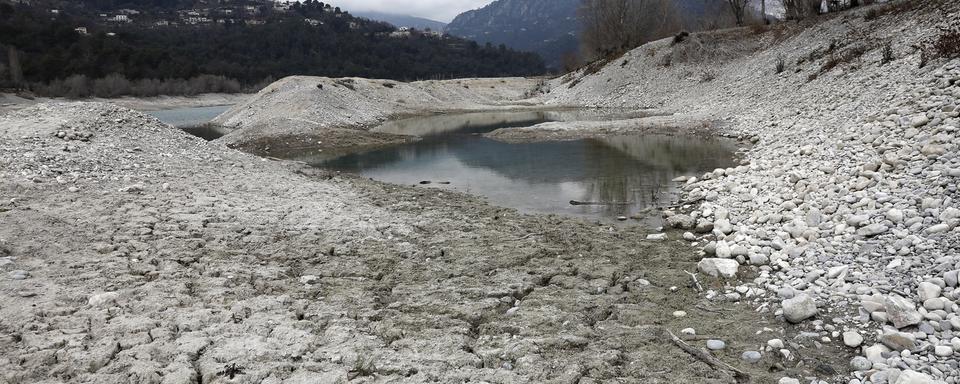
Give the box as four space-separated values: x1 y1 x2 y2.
353 11 447 31
0 0 545 97
445 0 755 70
445 0 581 70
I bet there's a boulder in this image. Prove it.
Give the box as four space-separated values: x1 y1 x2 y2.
781 293 818 323
880 331 917 351
893 370 935 384
917 282 942 301
697 258 739 278
856 223 889 237
88 292 120 308
884 295 922 328
666 214 695 229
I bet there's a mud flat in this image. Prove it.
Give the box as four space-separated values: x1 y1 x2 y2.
0 103 847 383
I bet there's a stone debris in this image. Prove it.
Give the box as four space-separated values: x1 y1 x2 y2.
539 1 960 381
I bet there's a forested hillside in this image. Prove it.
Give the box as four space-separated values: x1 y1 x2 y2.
446 0 581 70
445 0 747 70
0 0 546 97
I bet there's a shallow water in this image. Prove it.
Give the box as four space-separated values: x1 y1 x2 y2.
280 110 738 224
145 105 230 127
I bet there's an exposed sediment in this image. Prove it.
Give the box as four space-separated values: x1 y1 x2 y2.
0 103 839 383
3 1 960 383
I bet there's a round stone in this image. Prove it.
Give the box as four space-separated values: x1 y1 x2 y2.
843 331 864 348
935 345 954 357
741 351 762 363
767 339 784 349
850 356 872 371
706 339 726 350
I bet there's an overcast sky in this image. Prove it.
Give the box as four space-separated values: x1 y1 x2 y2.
331 0 494 23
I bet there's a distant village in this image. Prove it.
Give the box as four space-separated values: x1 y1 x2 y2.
6 0 445 38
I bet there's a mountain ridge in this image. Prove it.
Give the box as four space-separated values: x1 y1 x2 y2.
445 0 750 70
353 10 447 31
445 0 580 70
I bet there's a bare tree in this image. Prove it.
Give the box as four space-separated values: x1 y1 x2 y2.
579 0 681 60
761 0 768 24
727 0 750 26
783 0 821 19
8 46 23 89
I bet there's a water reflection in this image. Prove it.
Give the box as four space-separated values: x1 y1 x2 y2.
279 110 736 223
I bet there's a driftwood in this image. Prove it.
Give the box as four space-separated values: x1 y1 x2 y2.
683 270 703 292
568 200 634 206
666 330 751 384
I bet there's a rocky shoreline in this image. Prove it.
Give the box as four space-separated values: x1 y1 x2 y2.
534 2 960 383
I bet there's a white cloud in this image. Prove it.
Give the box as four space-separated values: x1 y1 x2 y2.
329 0 493 22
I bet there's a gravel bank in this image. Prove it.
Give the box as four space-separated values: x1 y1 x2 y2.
212 76 543 154
0 103 850 383
538 2 960 383
484 113 714 143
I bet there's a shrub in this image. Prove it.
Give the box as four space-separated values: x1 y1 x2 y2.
881 42 894 64
864 1 921 21
659 55 673 67
699 70 716 82
334 78 357 91
934 27 960 59
775 55 786 73
671 31 690 46
32 74 245 98
820 45 870 73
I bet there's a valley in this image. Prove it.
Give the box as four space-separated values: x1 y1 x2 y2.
2 1 960 384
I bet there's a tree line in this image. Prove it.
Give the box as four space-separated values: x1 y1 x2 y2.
577 0 880 63
0 1 546 97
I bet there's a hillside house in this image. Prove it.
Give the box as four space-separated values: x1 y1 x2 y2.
74 26 88 35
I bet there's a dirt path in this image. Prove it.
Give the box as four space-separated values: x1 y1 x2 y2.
0 103 850 383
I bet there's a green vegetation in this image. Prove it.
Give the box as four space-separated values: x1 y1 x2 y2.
0 1 545 97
